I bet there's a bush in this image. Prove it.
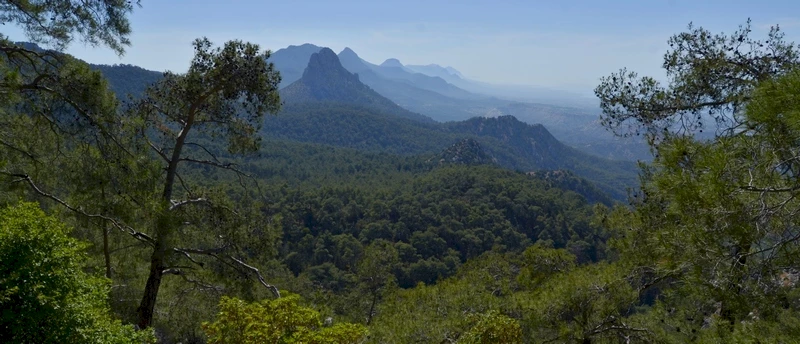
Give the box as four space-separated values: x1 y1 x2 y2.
0 202 153 343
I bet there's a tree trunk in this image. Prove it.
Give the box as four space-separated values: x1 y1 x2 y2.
137 239 167 329
100 189 112 279
103 226 112 279
137 118 192 329
720 241 752 326
366 291 379 325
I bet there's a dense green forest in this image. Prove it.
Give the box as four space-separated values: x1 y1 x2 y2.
4 2 800 343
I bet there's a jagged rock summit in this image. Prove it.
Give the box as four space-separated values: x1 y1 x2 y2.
280 48 435 123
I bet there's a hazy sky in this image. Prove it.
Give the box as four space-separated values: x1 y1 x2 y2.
6 0 800 93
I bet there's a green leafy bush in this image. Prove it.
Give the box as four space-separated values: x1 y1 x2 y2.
0 202 153 343
202 294 367 344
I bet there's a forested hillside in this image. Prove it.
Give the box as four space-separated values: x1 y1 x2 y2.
3 2 800 343
88 47 639 200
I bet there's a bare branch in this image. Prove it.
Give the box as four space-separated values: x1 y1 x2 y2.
16 81 137 159
146 138 170 164
1 171 154 245
173 248 207 268
739 184 800 193
162 268 224 292
169 197 209 211
184 141 222 163
228 255 280 298
0 138 38 161
170 246 279 297
178 157 240 171
178 157 259 191
174 171 194 198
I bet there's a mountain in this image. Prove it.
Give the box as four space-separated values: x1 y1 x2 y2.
403 60 599 109
88 43 648 162
20 40 637 199
405 64 464 83
263 100 637 200
280 48 435 123
353 69 503 122
313 46 648 162
444 116 636 197
402 71 599 109
488 102 651 161
269 43 323 88
375 64 476 100
336 48 478 100
91 64 162 99
338 47 375 74
380 58 407 69
335 48 506 121
445 66 465 79
455 81 600 109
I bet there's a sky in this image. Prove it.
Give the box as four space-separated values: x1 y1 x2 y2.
6 0 800 94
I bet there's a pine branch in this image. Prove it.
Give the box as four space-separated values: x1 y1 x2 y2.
2 171 154 245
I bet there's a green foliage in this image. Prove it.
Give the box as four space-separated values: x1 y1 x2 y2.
369 252 520 343
136 37 282 156
459 311 523 344
597 73 800 340
268 163 606 293
516 262 640 343
594 21 800 344
202 294 367 344
92 63 162 99
117 36 285 329
0 202 153 343
261 102 638 200
0 0 138 54
356 240 399 324
595 19 799 142
517 242 577 290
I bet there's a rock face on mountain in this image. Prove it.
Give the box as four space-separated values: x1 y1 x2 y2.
437 138 496 166
280 48 435 123
269 43 323 88
282 48 366 100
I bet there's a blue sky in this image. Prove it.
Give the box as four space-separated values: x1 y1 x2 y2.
6 0 800 93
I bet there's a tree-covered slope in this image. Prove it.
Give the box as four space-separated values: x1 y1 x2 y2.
90 63 163 99
261 102 637 200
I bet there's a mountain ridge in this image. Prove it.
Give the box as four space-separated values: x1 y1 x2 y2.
280 48 435 124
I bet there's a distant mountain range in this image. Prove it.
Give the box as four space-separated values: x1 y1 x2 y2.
405 64 465 80
269 43 324 89
280 48 434 123
79 40 639 200
259 49 638 199
268 43 650 161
